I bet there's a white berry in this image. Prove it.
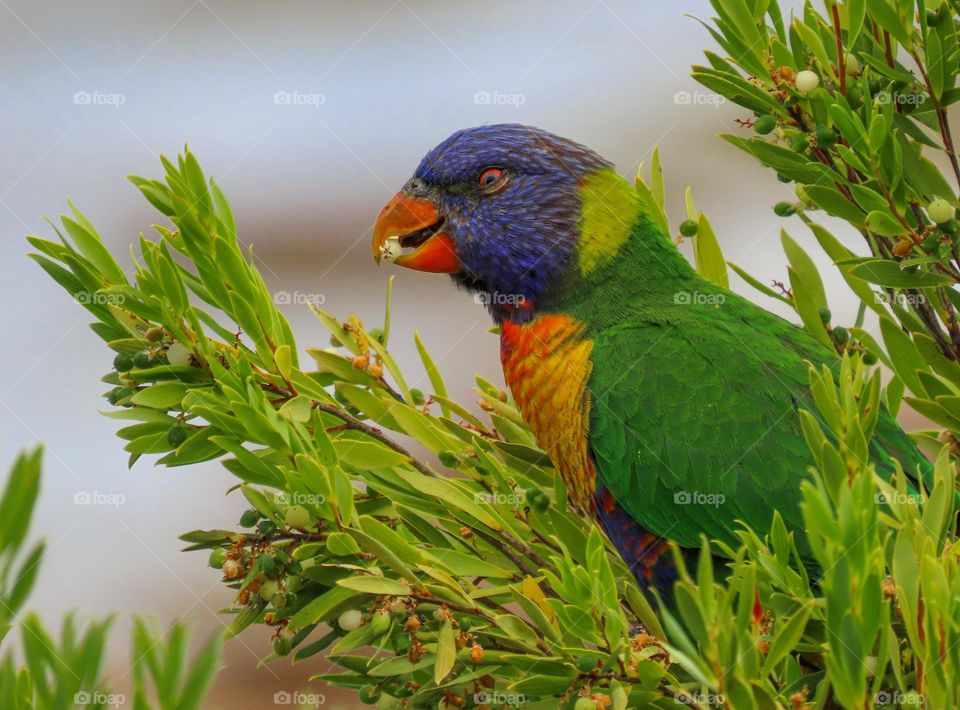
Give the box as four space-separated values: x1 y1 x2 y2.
795 70 820 94
337 609 364 631
166 342 192 367
844 53 861 75
928 198 955 224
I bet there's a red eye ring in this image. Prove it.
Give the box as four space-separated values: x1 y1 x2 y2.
478 167 505 189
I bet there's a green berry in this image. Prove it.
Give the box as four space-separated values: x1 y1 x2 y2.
863 351 878 366
789 132 808 152
774 202 796 217
133 350 152 369
370 610 391 635
533 493 550 511
284 504 311 529
814 126 837 147
257 554 276 573
438 451 459 468
145 326 164 342
259 580 279 601
409 388 425 406
358 685 380 704
208 548 227 568
818 307 831 325
258 519 277 536
166 426 187 448
929 198 955 224
576 654 596 673
273 635 291 657
368 327 385 344
942 219 959 234
833 326 850 344
753 115 777 135
574 698 597 710
847 86 863 109
286 575 303 593
678 219 699 237
286 559 302 576
113 353 134 372
239 509 259 528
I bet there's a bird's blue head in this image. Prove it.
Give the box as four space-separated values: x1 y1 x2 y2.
372 124 615 321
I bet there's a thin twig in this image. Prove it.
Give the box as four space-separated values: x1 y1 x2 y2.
313 402 437 479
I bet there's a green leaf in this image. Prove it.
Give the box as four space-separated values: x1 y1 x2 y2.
130 382 191 409
848 259 954 288
337 576 411 595
693 212 729 288
864 210 908 237
435 619 456 684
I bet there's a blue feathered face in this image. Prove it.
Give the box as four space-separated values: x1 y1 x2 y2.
373 124 609 320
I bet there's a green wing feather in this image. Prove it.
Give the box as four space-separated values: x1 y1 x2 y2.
585 284 931 560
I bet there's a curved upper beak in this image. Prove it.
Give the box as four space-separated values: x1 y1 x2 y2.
372 191 460 273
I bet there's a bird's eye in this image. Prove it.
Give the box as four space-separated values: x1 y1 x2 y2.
477 167 506 190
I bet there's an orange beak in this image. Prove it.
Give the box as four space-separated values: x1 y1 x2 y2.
372 192 460 273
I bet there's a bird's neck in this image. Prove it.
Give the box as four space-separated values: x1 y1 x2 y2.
498 171 698 326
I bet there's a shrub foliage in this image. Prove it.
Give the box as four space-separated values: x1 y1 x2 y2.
23 0 960 708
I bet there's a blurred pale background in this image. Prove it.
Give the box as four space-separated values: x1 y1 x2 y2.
0 1 876 707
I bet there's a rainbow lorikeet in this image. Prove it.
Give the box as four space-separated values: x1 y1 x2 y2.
371 124 931 591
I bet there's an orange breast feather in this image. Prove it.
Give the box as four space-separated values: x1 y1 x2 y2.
499 314 596 511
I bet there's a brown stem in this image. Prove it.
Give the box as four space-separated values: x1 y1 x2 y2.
473 528 540 578
313 402 437 479
912 50 960 193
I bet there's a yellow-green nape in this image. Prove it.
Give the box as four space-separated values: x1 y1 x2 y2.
576 168 642 275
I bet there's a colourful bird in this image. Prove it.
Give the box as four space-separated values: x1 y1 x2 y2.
371 124 931 591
